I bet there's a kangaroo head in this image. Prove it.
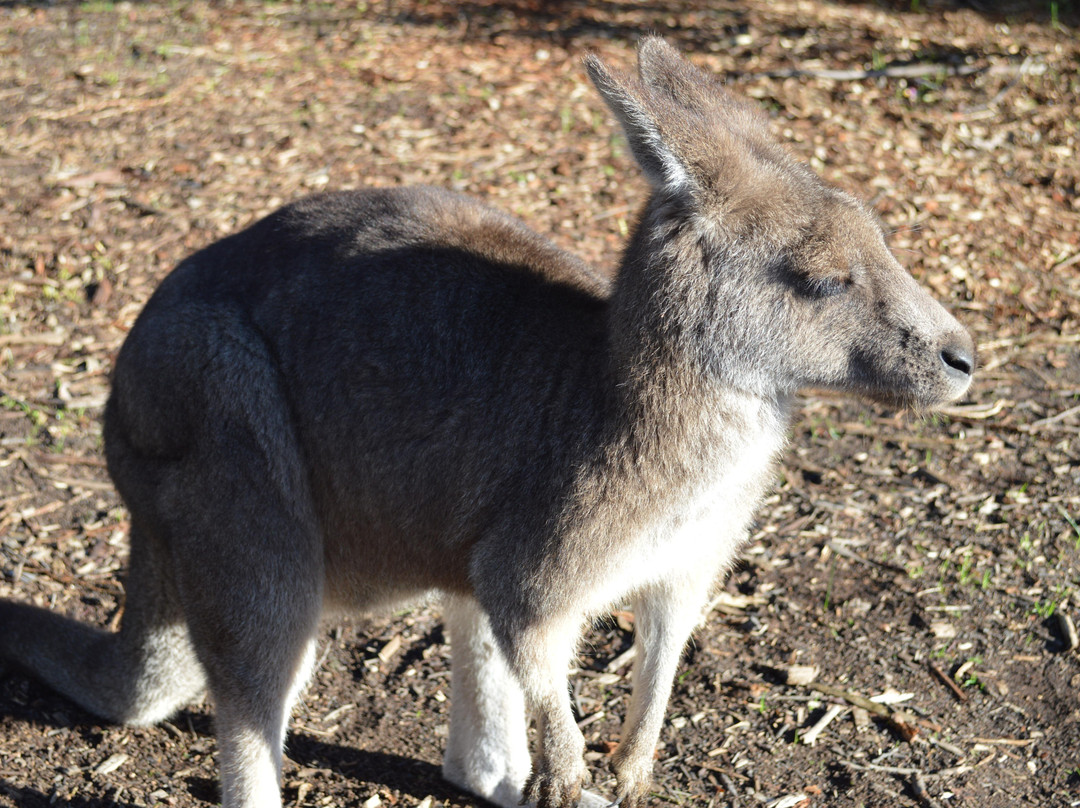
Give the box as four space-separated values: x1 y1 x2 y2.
587 38 974 410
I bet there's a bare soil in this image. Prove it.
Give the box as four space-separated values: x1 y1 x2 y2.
1 2 1079 807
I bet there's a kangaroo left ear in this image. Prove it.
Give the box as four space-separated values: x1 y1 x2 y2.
584 52 697 197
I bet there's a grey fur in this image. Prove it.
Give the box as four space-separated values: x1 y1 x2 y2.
0 37 973 808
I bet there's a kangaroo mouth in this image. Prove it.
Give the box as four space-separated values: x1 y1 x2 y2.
844 344 974 413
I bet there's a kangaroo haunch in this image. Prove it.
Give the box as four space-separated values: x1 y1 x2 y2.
0 37 974 808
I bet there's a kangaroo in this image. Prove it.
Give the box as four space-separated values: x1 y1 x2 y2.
0 37 973 808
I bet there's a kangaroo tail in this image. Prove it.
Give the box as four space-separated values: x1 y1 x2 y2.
0 524 204 726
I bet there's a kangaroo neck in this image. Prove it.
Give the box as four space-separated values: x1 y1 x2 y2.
598 196 793 494
608 367 792 479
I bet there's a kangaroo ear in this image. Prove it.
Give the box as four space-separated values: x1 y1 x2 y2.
636 35 771 144
635 36 713 113
584 51 694 196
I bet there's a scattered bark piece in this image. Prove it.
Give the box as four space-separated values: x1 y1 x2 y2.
825 539 907 574
321 703 356 724
955 660 979 684
612 609 635 632
604 646 637 674
928 662 968 702
930 621 957 639
929 737 966 758
1028 404 1080 431
784 665 820 686
1054 611 1079 652
296 782 312 804
32 451 107 468
717 770 740 807
912 771 943 808
765 793 809 808
802 704 846 746
576 710 606 729
869 690 914 706
89 276 113 306
886 712 921 743
808 683 889 717
969 736 1039 747
160 720 186 740
93 753 129 776
377 635 402 664
936 399 1009 420
706 591 766 615
0 331 68 346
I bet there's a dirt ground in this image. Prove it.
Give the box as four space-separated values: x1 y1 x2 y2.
1 1 1079 807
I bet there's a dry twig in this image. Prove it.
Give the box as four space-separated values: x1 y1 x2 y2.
928 662 968 702
737 58 1043 82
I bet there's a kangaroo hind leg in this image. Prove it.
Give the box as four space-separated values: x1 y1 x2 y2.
147 324 325 808
176 460 322 808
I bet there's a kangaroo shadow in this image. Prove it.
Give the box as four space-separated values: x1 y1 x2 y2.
357 0 1080 44
286 734 476 805
0 751 471 808
0 674 479 807
0 782 143 808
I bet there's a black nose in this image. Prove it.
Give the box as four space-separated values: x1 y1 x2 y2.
940 333 975 379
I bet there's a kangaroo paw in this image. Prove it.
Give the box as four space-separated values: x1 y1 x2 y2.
523 761 589 808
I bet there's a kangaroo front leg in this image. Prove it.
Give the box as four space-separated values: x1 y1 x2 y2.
442 595 613 808
612 580 712 808
482 615 588 808
523 686 588 808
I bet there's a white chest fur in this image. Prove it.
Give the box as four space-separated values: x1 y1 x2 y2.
588 393 789 615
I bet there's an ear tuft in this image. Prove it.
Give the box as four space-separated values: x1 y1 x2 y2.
636 35 683 66
636 36 691 91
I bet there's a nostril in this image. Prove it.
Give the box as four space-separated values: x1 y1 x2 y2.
941 337 975 378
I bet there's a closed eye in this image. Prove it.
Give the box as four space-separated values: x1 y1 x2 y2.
801 274 851 299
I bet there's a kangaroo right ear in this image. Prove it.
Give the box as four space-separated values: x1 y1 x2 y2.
584 53 695 197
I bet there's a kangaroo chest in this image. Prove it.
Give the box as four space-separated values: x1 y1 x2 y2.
585 405 788 614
